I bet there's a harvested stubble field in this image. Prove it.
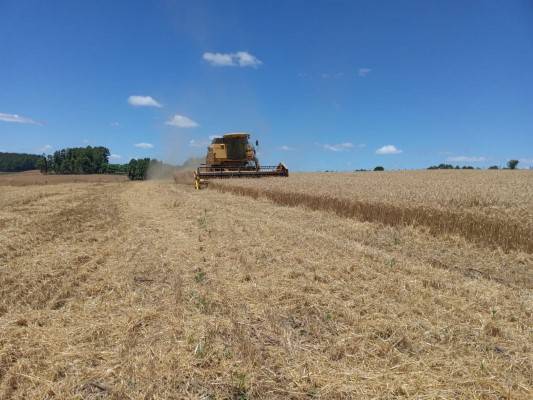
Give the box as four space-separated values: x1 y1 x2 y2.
0 170 127 186
0 171 532 399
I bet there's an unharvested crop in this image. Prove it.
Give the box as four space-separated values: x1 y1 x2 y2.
212 170 533 252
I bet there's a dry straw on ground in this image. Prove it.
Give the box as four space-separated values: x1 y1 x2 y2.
173 170 194 185
0 173 532 399
0 170 127 186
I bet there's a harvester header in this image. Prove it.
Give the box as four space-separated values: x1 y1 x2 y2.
194 132 288 189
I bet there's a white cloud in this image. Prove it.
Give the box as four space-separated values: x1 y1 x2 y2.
202 51 262 68
134 142 154 149
323 142 354 152
358 68 372 77
83 139 89 144
166 114 199 128
109 154 122 160
280 145 294 151
519 158 533 165
321 72 344 79
110 122 120 127
189 139 209 148
128 95 162 108
208 135 221 140
38 144 53 153
235 51 262 67
446 156 485 162
376 145 402 155
0 112 41 125
203 52 234 66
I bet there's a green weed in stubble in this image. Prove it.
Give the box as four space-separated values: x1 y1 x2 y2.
232 372 249 400
386 258 396 268
194 268 206 283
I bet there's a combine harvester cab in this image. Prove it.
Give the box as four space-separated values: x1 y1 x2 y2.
194 132 288 189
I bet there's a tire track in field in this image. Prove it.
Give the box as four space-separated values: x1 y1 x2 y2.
0 184 126 398
0 185 123 311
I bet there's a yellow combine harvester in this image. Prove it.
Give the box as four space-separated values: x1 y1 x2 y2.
194 132 288 189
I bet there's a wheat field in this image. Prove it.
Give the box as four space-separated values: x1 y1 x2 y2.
0 172 532 399
213 171 533 253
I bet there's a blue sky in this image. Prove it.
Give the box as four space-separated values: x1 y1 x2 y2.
1 0 532 170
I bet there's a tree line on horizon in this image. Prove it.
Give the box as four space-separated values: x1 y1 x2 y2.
1 147 198 179
427 160 520 170
125 159 177 180
1 149 526 175
29 146 164 180
37 146 112 174
0 152 43 172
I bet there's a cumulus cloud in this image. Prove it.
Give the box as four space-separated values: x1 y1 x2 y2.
0 112 41 125
203 51 262 68
166 114 199 128
235 51 262 67
446 156 485 162
358 68 372 77
376 145 402 155
322 142 354 152
134 142 154 149
203 52 234 66
208 135 221 140
109 154 122 160
128 95 162 108
38 144 53 153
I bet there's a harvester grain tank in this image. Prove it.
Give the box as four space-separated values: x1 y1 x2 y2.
194 132 288 189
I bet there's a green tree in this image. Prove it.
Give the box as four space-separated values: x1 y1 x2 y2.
128 159 151 180
507 159 519 170
428 163 454 170
373 166 384 171
36 156 48 173
46 146 111 174
127 158 173 180
106 163 128 174
0 152 43 172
